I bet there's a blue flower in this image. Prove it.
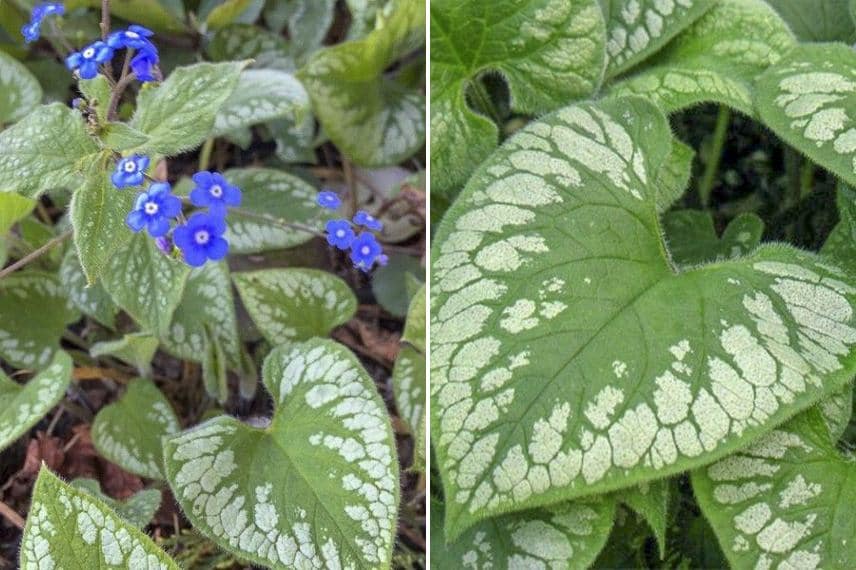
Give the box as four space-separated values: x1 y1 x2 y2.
21 2 64 44
111 155 149 189
317 190 341 209
190 171 241 213
126 182 182 238
107 25 154 50
130 47 159 82
173 211 229 267
353 210 383 231
349 232 383 272
325 219 355 250
66 41 114 80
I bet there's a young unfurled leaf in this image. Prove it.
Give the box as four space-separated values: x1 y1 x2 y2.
71 479 162 529
20 467 180 569
130 61 246 156
764 0 856 42
692 408 856 570
755 43 856 187
212 69 309 138
0 352 71 453
663 210 764 267
0 50 42 125
393 285 426 469
222 168 330 254
620 480 671 557
207 24 294 71
430 0 605 195
299 0 426 167
431 96 856 538
92 379 180 480
90 333 159 378
163 339 399 569
70 161 136 285
233 268 357 344
0 103 99 198
102 233 191 337
60 248 119 328
160 262 240 367
0 272 79 368
431 497 616 569
607 0 795 116
601 0 716 78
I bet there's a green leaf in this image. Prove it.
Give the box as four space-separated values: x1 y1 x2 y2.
372 254 424 317
130 61 246 156
430 0 605 195
221 168 329 254
60 248 119 328
90 333 159 378
431 497 616 569
755 43 856 187
71 479 162 529
345 0 383 39
818 379 853 442
270 114 317 163
0 192 35 235
283 0 336 62
70 161 137 285
206 24 294 71
764 0 856 42
692 408 855 570
602 0 716 79
0 272 79 368
102 123 151 152
102 233 191 337
206 0 255 29
0 50 42 125
66 0 187 33
607 0 795 116
79 76 112 124
822 184 856 269
620 480 670 557
663 210 765 267
431 96 856 538
0 352 71 453
656 139 695 212
233 268 357 344
164 339 399 569
299 0 426 167
393 286 426 467
160 261 240 366
92 379 180 480
201 330 229 404
212 69 309 137
0 103 100 198
20 467 180 569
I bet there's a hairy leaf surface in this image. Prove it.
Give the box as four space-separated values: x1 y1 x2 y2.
620 480 670 556
60 248 119 328
71 479 162 529
756 43 856 187
393 285 426 469
0 50 42 124
430 0 606 194
692 408 856 570
164 339 399 569
431 96 856 538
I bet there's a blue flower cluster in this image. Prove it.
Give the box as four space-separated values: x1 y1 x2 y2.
316 191 387 272
21 2 64 44
112 158 242 268
65 24 159 81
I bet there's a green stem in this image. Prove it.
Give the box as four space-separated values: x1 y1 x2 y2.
799 159 815 199
698 106 731 208
198 137 215 171
469 77 502 125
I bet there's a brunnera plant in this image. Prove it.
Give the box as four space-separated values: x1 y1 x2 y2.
430 0 856 568
0 1 426 569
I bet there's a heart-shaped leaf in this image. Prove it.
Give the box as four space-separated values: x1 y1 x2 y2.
0 103 100 198
90 333 159 377
212 69 309 137
60 248 119 328
20 467 179 569
431 497 616 569
102 233 191 337
164 339 399 569
92 379 180 480
71 479 162 529
0 272 79 368
223 168 330 254
755 43 856 187
431 96 856 538
0 352 71 453
0 50 42 125
663 210 764 267
692 408 855 570
430 0 606 195
233 268 357 344
607 0 795 116
299 0 425 167
130 61 246 156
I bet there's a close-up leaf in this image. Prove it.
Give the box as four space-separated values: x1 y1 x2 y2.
71 478 162 529
0 50 42 125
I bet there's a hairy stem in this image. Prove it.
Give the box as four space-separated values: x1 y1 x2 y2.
106 71 137 121
698 106 731 208
0 229 72 280
198 138 215 171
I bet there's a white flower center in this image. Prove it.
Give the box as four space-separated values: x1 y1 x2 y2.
126 31 139 38
144 201 158 215
123 161 137 173
210 185 223 198
83 47 96 59
336 229 346 238
361 245 370 255
194 230 210 245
